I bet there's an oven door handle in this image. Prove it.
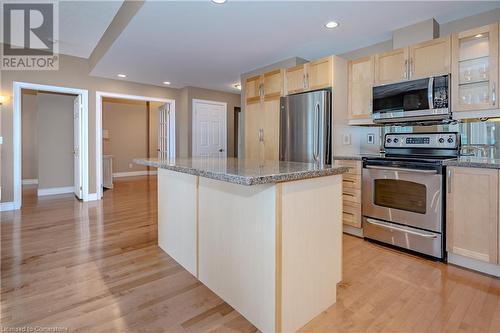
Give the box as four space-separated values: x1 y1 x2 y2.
365 165 437 174
365 218 438 239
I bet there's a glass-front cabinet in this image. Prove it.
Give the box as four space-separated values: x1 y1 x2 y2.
452 23 499 112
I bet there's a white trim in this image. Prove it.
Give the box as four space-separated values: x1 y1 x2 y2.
192 99 227 157
86 193 99 201
13 81 89 210
448 253 500 277
37 186 74 197
96 91 175 200
113 170 158 178
22 179 38 185
0 202 15 212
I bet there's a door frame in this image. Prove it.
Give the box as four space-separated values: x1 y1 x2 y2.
192 99 227 157
12 81 89 210
96 91 175 199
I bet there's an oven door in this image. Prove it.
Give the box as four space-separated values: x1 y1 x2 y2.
362 164 442 232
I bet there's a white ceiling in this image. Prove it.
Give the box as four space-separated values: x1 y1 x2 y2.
57 1 123 58
89 1 500 92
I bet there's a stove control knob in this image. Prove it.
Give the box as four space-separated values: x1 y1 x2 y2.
393 138 399 143
447 137 454 143
387 138 392 143
438 138 445 143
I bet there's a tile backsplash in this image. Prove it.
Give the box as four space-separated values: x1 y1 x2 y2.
383 119 500 158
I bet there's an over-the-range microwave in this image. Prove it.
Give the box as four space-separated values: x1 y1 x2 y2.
372 74 450 124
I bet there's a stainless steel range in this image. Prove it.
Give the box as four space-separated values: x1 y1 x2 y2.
362 132 460 259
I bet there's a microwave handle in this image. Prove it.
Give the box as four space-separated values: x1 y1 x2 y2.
427 77 434 109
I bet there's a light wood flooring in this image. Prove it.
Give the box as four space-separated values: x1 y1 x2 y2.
1 176 499 333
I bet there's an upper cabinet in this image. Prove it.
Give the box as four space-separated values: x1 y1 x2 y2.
451 23 499 112
245 75 262 105
374 36 452 85
410 36 451 79
374 48 408 85
262 69 283 100
348 56 374 120
285 56 333 94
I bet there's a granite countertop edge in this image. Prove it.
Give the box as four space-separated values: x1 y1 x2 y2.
443 158 500 170
134 158 349 185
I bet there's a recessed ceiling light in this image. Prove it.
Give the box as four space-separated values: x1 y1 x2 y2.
117 74 126 78
325 21 339 29
212 0 226 4
163 81 171 85
475 34 483 38
234 83 241 90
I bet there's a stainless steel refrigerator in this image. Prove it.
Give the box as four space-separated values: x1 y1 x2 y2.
279 90 331 164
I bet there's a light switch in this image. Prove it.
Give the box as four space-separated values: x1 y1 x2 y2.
367 133 375 144
0 136 3 144
342 134 351 145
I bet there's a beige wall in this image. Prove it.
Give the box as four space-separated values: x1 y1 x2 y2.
37 92 75 190
21 90 38 180
102 99 149 173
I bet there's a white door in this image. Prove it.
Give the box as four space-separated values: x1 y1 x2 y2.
158 103 175 159
73 95 82 199
192 99 227 157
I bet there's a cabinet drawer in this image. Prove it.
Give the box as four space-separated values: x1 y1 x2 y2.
343 189 361 204
343 173 361 190
343 202 362 228
334 160 361 175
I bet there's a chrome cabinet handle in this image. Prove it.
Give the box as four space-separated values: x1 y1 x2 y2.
404 59 408 79
365 165 437 174
306 73 310 89
492 82 496 106
409 58 414 78
447 169 452 193
258 128 264 142
303 74 307 89
366 218 438 239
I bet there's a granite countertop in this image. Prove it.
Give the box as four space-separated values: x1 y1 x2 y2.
443 157 500 169
134 158 349 186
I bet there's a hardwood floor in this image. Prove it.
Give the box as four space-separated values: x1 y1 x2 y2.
1 176 499 332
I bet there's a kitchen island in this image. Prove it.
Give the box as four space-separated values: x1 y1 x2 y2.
134 157 348 333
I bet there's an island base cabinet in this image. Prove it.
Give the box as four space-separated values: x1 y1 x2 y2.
197 176 343 333
157 169 198 276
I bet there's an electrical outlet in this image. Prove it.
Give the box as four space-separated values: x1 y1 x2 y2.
367 133 375 144
129 163 133 169
342 134 351 145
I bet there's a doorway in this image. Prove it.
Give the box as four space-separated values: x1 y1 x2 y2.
96 92 175 199
192 99 227 157
12 82 89 210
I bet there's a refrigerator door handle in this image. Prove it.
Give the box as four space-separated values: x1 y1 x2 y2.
313 102 320 162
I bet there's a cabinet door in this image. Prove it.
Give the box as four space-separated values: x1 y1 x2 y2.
261 98 280 160
452 23 499 112
263 69 283 100
447 167 498 263
286 65 306 94
244 102 261 160
307 56 332 90
245 75 262 104
409 36 451 79
348 56 374 120
374 48 408 85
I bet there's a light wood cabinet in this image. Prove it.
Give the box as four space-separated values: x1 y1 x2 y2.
446 167 499 264
348 56 374 120
333 159 362 229
451 23 499 112
410 36 451 79
286 65 306 94
244 69 283 160
307 56 333 90
245 75 262 105
374 48 408 85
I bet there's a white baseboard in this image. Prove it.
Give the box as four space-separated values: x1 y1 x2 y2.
343 225 364 238
37 186 74 197
0 201 15 212
448 253 500 277
113 171 157 178
84 193 99 201
22 179 38 185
